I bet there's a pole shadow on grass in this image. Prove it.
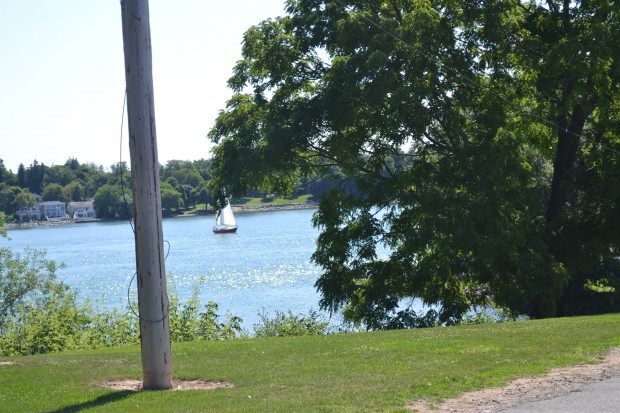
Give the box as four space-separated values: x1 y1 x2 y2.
45 390 135 413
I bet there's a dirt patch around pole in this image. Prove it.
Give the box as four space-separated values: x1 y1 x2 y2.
0 361 19 366
96 379 233 391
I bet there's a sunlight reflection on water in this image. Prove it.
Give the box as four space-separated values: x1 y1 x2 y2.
3 209 328 328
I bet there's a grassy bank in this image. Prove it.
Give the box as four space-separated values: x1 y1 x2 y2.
237 194 314 206
179 195 315 216
1 314 619 412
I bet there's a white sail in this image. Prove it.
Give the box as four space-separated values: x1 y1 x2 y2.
220 203 237 226
212 201 238 233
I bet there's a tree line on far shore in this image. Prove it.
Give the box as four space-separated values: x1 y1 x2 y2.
0 157 340 222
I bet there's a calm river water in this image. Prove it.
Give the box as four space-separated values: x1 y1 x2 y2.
2 209 326 329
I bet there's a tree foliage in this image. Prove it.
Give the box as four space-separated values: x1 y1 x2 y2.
42 183 67 202
0 248 63 332
0 185 30 218
209 0 620 328
0 155 334 221
93 184 128 219
160 181 183 211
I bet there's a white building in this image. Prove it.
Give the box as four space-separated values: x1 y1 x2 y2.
39 201 68 221
16 205 42 221
14 195 101 222
67 201 96 220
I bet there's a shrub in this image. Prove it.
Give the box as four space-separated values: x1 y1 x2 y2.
168 291 243 342
0 248 62 331
0 248 245 356
253 309 330 338
0 281 92 356
84 306 140 348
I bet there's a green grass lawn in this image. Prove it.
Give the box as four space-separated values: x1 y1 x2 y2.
1 314 619 412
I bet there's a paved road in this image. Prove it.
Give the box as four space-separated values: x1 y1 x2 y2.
502 375 620 413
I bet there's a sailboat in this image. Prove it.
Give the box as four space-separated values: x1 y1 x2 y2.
212 202 238 234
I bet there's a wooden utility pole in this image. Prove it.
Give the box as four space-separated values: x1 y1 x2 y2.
120 0 172 390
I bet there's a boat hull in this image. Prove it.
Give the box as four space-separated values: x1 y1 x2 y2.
212 225 238 234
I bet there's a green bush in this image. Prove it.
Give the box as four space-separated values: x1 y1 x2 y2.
84 306 140 348
458 305 525 326
253 309 330 338
168 292 243 342
0 281 92 356
0 248 62 330
0 248 245 356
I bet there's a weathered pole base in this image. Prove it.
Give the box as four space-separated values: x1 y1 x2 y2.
143 371 173 390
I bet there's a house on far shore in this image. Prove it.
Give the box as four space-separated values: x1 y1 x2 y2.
16 205 42 222
16 193 47 221
40 201 69 221
16 197 98 223
16 199 69 222
67 201 96 220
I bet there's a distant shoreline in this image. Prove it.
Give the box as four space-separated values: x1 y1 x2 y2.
231 203 317 213
3 203 317 230
3 218 101 230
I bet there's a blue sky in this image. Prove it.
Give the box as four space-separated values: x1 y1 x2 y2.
0 1 287 172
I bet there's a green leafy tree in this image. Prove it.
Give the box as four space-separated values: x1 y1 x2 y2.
0 159 14 184
14 191 36 211
160 160 208 208
84 169 110 199
0 249 62 331
160 160 190 176
193 182 212 207
209 0 620 328
0 281 91 355
0 213 5 239
0 185 17 217
64 180 85 202
44 164 77 187
0 160 6 184
172 168 204 188
108 162 130 187
191 158 213 181
93 184 126 219
160 181 183 211
505 1 620 317
25 160 46 194
0 184 29 218
64 157 80 170
16 164 26 189
42 183 67 202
